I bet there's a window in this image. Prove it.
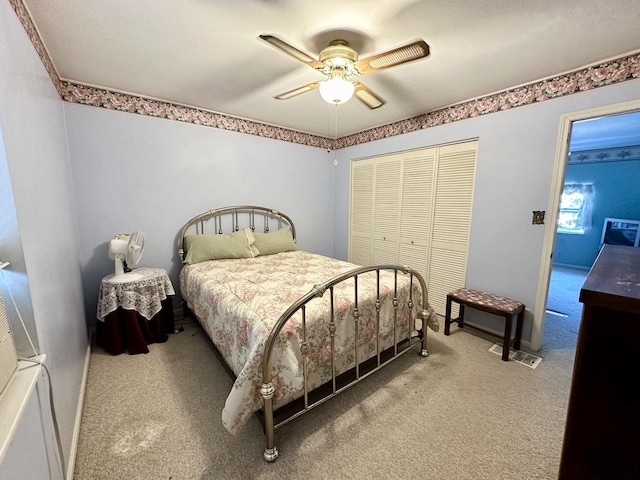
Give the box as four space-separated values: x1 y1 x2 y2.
557 184 593 234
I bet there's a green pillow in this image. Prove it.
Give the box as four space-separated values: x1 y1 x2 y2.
184 229 256 265
253 226 297 256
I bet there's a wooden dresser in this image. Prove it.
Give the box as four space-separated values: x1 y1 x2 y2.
559 245 640 479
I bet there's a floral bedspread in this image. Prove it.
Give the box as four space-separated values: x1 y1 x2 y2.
180 250 438 434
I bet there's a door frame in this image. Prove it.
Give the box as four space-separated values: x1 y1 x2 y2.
531 99 640 351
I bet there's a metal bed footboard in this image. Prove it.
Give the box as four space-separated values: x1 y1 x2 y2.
260 264 431 462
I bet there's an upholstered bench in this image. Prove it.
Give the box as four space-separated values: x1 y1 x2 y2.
444 288 525 361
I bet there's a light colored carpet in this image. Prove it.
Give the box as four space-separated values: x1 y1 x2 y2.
545 265 588 349
73 297 580 480
546 265 587 317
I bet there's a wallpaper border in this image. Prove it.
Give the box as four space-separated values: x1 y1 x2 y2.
337 54 640 149
58 82 333 149
9 0 63 94
11 0 640 150
568 145 640 164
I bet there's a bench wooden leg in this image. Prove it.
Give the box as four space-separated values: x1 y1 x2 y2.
514 308 524 351
502 313 513 361
444 295 453 335
445 298 466 336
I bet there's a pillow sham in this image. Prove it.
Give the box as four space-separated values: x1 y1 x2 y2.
253 225 297 256
184 228 257 265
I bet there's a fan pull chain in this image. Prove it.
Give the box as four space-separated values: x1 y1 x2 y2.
326 105 333 165
333 104 338 166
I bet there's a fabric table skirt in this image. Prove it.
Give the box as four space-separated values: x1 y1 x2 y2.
96 297 175 355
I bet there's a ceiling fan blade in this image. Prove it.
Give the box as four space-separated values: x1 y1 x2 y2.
354 83 385 109
274 82 320 100
259 34 324 70
355 40 430 75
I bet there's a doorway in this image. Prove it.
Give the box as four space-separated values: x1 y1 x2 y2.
533 100 640 352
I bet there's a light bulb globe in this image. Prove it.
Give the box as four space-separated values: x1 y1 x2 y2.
319 77 355 105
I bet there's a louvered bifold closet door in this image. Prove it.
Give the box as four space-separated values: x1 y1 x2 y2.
350 159 375 265
428 141 478 315
398 148 436 279
373 154 402 265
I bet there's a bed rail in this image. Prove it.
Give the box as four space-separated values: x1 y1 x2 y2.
260 264 433 462
177 205 296 262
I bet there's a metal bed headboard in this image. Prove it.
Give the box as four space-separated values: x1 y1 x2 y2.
177 205 296 262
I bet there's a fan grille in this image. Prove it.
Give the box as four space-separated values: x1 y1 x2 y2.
369 44 426 69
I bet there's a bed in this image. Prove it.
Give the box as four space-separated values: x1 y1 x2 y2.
177 205 439 461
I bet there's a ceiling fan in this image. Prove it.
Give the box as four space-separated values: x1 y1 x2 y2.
259 34 430 109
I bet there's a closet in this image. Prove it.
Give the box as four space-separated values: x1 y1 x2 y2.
349 140 478 315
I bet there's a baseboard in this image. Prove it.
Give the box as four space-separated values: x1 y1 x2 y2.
173 299 187 320
459 319 533 352
552 262 590 271
65 342 91 480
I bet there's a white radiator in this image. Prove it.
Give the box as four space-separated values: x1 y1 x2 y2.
0 293 18 396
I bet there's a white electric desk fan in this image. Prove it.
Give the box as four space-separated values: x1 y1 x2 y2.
107 231 145 282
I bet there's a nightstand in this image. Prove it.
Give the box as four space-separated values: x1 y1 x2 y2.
96 267 175 355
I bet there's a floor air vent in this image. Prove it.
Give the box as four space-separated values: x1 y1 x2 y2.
489 343 542 369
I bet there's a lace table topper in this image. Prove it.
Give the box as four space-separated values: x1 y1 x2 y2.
97 267 175 320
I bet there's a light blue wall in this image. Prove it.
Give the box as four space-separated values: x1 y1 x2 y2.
2 4 640 478
332 79 640 341
554 159 640 268
63 103 336 324
0 1 89 475
0 126 37 355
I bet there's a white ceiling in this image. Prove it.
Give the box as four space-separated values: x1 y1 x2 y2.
22 0 640 138
570 111 640 152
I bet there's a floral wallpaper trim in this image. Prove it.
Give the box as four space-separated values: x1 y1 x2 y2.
9 0 64 95
11 0 640 150
568 145 640 164
60 82 333 149
62 53 640 150
337 53 640 149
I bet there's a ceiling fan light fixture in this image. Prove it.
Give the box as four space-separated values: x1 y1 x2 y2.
319 77 355 104
319 67 355 105
260 34 429 109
